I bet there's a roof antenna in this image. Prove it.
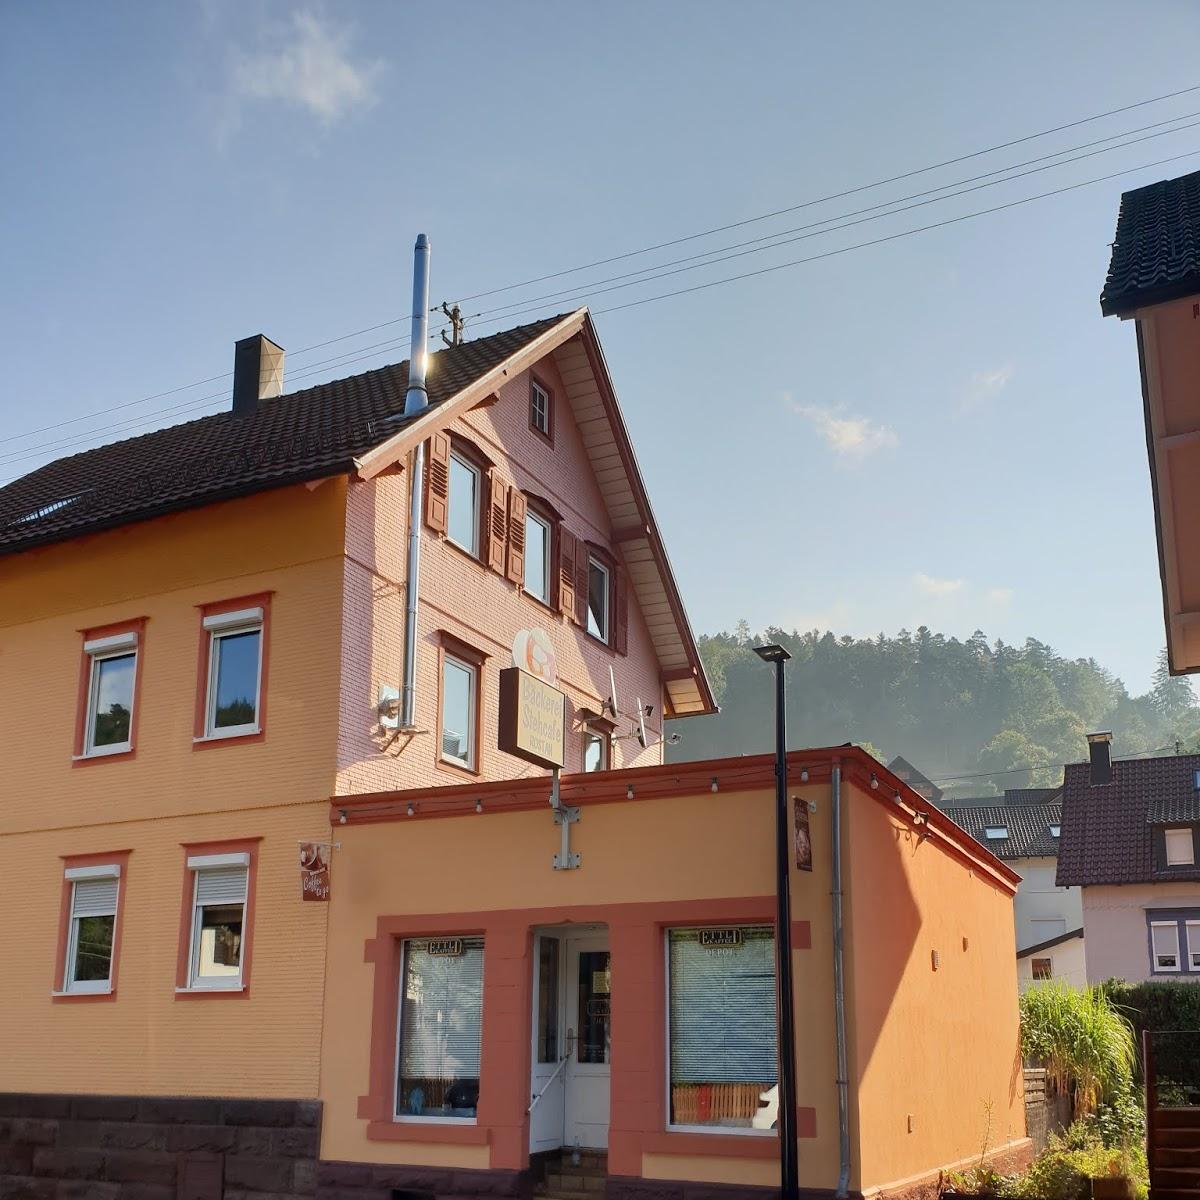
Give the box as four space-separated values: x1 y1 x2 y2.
440 302 464 347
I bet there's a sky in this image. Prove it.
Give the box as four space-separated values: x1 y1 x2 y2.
3 0 1198 695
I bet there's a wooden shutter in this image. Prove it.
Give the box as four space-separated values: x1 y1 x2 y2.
614 568 629 655
506 491 527 585
558 529 577 618
487 474 509 574
574 538 590 628
424 433 450 534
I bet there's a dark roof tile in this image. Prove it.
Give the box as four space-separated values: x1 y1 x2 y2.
941 801 1062 860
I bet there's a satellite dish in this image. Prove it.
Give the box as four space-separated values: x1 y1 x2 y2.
636 697 648 749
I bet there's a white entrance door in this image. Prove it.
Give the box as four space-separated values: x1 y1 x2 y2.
563 934 611 1150
529 933 567 1153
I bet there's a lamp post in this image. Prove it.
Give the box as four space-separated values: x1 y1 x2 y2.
753 643 798 1200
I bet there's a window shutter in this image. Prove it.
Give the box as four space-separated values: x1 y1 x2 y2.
195 867 248 906
72 877 118 918
424 433 451 534
574 539 589 628
614 568 629 655
507 491 527 585
558 530 577 618
487 475 509 574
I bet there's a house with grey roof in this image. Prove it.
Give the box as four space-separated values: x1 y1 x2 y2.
1057 732 1200 983
943 789 1083 989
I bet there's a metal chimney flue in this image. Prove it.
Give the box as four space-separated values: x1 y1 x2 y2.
404 234 431 416
232 335 285 418
1087 731 1113 786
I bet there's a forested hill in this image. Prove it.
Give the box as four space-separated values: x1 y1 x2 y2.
667 625 1199 798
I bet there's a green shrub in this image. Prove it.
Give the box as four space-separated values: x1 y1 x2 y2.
1100 979 1200 1086
1020 984 1136 1117
1008 1133 1146 1200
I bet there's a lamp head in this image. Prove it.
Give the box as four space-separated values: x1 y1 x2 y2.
752 643 791 664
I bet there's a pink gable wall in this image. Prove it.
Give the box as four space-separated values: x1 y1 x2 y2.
336 348 666 796
1082 882 1200 983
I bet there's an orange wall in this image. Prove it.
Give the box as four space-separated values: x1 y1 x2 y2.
845 794 1026 1192
0 482 347 1095
335 354 666 796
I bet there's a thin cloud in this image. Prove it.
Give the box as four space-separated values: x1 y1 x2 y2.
961 364 1014 412
914 573 965 597
789 401 898 458
986 586 1015 607
230 11 382 126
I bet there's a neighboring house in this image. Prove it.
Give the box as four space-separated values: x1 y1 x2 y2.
0 296 1030 1199
887 755 945 804
1016 928 1086 992
942 792 1083 987
1057 732 1200 983
1101 168 1200 673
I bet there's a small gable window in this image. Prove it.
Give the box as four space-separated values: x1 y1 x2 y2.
984 826 1008 840
530 379 552 440
1165 828 1196 867
1194 769 1200 791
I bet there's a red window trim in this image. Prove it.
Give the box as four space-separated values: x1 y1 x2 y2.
529 374 554 446
72 618 148 766
173 837 262 1000
192 593 273 750
54 849 132 1003
435 632 488 781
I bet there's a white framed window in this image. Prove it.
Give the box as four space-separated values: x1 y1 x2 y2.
984 826 1009 840
530 380 551 439
666 926 778 1135
582 727 609 773
447 451 482 557
524 510 551 604
1152 921 1181 972
1049 824 1061 838
202 608 263 738
1188 922 1200 971
186 854 249 990
441 655 477 770
1165 827 1196 867
587 557 610 643
63 865 120 993
82 632 138 756
395 936 484 1122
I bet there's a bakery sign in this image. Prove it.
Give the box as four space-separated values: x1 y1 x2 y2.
498 665 566 769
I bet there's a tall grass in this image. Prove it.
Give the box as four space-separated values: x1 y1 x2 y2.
1020 984 1136 1118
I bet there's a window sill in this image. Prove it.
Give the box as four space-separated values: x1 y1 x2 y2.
366 1119 488 1145
192 728 263 750
71 747 134 767
436 757 482 782
52 988 115 1003
443 537 486 570
174 985 248 1000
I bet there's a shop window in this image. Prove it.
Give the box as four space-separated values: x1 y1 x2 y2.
396 936 484 1121
667 925 778 1132
186 855 249 990
62 865 121 993
1031 957 1053 981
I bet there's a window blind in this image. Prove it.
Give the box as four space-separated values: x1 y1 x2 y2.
195 867 247 906
669 927 777 1085
71 877 118 919
399 938 485 1080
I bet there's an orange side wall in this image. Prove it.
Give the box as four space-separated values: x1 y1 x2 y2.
845 793 1026 1193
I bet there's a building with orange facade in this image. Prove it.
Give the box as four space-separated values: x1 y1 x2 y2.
0 281 1026 1200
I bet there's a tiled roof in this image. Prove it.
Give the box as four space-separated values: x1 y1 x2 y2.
0 315 568 556
1057 752 1200 886
886 755 944 803
1148 789 1200 824
941 801 1062 860
1016 927 1084 959
1101 169 1200 316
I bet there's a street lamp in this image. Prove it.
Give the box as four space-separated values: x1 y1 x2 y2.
753 643 799 1200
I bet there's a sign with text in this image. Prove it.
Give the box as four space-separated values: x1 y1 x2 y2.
699 927 744 950
427 938 464 957
498 666 566 769
299 843 330 902
794 797 813 872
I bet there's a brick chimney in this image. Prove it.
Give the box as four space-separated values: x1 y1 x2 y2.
1087 731 1113 786
232 335 285 418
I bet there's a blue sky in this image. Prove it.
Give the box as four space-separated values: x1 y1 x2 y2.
3 0 1198 694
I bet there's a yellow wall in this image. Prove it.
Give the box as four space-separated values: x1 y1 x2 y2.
845 796 1026 1192
0 482 347 1095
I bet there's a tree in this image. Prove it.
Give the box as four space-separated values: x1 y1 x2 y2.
1149 647 1197 727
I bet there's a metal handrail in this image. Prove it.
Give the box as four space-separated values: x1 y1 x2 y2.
527 1032 575 1116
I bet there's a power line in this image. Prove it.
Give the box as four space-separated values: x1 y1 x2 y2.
4 82 1199 453
930 747 1183 784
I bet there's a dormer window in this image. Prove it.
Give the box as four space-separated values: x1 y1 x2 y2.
1166 827 1196 867
1194 769 1200 791
984 826 1008 840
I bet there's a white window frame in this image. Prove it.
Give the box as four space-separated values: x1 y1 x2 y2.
663 925 777 1139
524 510 552 604
447 450 482 558
984 826 1009 840
392 936 484 1125
184 853 250 992
582 726 610 773
440 654 478 771
1151 920 1182 973
587 556 611 644
200 608 263 740
81 632 138 758
1188 921 1200 971
530 380 551 437
62 864 121 994
1165 827 1196 867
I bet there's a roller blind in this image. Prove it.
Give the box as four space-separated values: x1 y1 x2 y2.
399 937 485 1079
669 926 778 1085
71 877 118 919
195 867 247 906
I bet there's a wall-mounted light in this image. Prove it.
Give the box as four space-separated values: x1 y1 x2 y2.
799 768 809 783
870 773 879 790
338 808 348 825
475 798 483 814
406 802 415 817
894 790 903 805
710 777 719 793
627 784 635 800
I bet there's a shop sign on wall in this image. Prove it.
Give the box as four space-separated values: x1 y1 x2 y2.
699 928 744 950
794 796 813 872
498 665 566 769
299 843 331 901
427 938 465 957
